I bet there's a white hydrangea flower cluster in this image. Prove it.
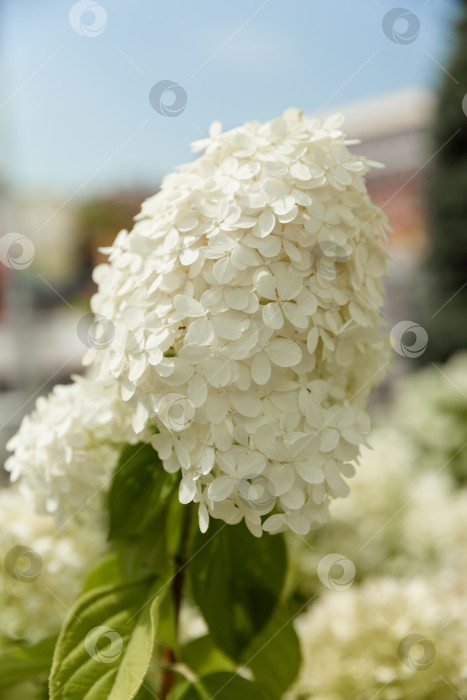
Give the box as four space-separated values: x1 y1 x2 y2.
86 108 389 536
292 574 467 699
5 374 141 521
289 426 467 595
391 351 467 484
0 487 107 644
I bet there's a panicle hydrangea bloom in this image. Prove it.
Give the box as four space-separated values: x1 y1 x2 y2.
86 108 390 536
5 374 142 521
292 574 467 699
0 487 107 644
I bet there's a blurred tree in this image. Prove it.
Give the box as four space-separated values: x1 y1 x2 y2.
423 0 467 362
75 189 156 269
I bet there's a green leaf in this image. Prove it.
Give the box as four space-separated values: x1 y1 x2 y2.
181 635 235 677
189 520 287 659
241 605 302 699
0 636 56 690
108 443 178 540
116 513 169 580
109 442 181 581
132 683 159 700
0 679 48 700
82 553 122 592
49 576 168 699
169 672 272 700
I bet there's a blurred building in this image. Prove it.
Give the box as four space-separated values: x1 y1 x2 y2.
0 189 153 468
335 87 435 387
339 87 434 257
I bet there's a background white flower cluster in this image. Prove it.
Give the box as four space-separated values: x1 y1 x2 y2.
5 374 142 522
289 352 467 699
391 352 467 485
292 574 467 699
0 486 107 645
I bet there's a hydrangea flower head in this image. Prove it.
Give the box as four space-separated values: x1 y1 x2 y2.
5 374 141 521
0 487 107 644
294 574 467 699
86 108 390 536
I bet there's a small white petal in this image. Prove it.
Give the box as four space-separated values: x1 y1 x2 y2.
295 462 324 484
280 487 305 510
349 301 368 327
324 460 342 489
268 463 295 496
257 235 282 258
185 317 214 346
208 476 235 502
187 374 208 407
216 451 236 475
205 393 229 423
276 272 303 300
174 295 204 317
128 354 148 383
132 401 149 434
205 357 232 388
266 339 302 367
254 270 277 300
213 257 235 283
253 209 275 238
179 473 197 504
307 327 319 354
262 514 287 533
251 353 271 385
121 377 136 401
198 502 210 533
271 195 295 216
262 302 284 330
298 288 318 315
287 513 310 535
290 161 312 180
212 314 244 340
230 389 262 418
198 446 215 474
282 302 308 329
264 177 289 197
320 429 340 452
341 428 364 445
224 287 249 310
180 248 199 266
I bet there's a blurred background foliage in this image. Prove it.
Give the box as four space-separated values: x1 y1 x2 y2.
423 0 467 362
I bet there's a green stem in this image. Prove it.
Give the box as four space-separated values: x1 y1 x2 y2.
160 503 194 699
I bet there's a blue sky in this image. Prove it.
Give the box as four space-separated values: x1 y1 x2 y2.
0 0 460 197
